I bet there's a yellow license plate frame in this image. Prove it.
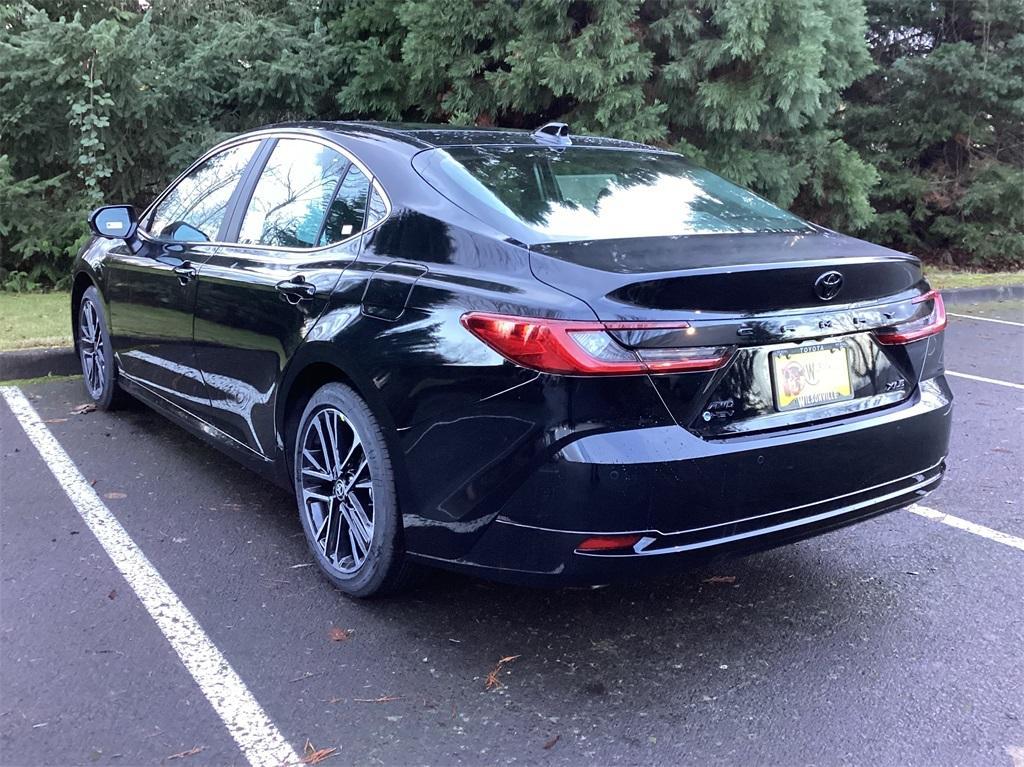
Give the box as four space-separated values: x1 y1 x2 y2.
771 343 854 412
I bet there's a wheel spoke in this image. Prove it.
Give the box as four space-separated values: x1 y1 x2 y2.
311 418 334 474
327 498 344 562
347 525 362 563
83 354 98 390
330 499 345 564
339 433 363 476
301 466 333 482
303 447 328 475
324 412 343 471
314 503 330 545
82 307 94 341
340 502 370 562
346 494 373 547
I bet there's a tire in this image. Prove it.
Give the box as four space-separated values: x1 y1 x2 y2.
76 286 126 410
292 382 414 597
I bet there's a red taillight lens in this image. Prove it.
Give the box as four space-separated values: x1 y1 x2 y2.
460 312 732 376
875 291 947 345
577 534 642 552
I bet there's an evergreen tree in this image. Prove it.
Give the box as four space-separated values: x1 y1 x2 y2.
843 0 1024 267
2 0 1021 289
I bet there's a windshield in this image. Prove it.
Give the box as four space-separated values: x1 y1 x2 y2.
413 146 812 242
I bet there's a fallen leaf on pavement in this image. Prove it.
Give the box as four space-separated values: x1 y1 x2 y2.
543 734 560 750
702 575 736 584
485 654 521 690
301 740 338 765
104 492 127 500
107 589 117 600
70 403 96 415
166 745 205 760
328 627 351 642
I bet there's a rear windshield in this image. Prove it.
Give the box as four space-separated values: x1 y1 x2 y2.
413 146 812 242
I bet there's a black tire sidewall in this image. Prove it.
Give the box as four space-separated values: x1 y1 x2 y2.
292 382 403 597
78 286 119 410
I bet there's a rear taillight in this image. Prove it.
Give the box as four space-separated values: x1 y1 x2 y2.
460 312 733 376
875 290 947 345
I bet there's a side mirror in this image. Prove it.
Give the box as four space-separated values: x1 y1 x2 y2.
89 205 139 240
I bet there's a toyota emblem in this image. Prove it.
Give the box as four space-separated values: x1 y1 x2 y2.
814 271 844 301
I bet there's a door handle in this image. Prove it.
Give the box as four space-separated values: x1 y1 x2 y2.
276 276 317 304
173 262 197 285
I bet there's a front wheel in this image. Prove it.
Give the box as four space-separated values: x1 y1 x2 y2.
293 382 413 597
77 286 125 410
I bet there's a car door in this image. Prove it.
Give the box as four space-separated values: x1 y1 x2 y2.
190 135 388 455
104 139 263 412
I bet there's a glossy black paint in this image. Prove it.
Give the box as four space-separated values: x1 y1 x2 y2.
73 122 953 586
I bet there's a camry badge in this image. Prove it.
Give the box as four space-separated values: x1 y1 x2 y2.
814 271 844 301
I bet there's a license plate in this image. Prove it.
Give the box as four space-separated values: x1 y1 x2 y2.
771 343 853 412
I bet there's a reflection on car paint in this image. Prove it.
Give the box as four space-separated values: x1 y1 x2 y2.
122 350 272 453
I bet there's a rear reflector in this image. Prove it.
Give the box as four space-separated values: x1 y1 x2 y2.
875 290 947 345
577 534 642 552
460 312 733 375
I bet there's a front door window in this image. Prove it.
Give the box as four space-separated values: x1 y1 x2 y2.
146 141 259 242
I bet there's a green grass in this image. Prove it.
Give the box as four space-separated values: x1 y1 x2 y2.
1 373 82 387
0 291 72 351
923 268 1024 291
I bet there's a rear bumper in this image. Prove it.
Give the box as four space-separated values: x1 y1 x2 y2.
412 458 942 586
409 377 952 586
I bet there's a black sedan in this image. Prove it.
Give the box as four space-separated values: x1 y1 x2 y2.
74 122 952 596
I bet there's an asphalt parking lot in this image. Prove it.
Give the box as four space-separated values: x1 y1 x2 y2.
1 299 1022 767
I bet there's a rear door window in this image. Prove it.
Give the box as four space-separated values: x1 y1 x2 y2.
147 141 259 242
238 139 357 248
318 165 371 245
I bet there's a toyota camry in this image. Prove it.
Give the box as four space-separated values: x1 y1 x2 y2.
73 122 952 596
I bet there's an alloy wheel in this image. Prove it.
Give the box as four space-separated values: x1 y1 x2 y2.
79 299 107 398
299 407 375 574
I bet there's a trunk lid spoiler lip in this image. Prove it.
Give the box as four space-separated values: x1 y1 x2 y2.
527 229 917 276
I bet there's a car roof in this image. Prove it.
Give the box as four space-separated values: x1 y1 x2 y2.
259 120 656 151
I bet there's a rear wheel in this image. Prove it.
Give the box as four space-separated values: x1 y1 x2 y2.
293 382 413 597
77 286 125 410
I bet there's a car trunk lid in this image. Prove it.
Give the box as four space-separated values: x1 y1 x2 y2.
529 230 923 318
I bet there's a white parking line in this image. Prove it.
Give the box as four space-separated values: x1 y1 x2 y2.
907 504 1024 553
946 370 1024 391
0 386 300 767
948 312 1024 328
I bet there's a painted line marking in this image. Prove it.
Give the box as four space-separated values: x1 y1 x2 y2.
0 386 300 767
907 503 1024 553
946 370 1024 391
948 312 1024 328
